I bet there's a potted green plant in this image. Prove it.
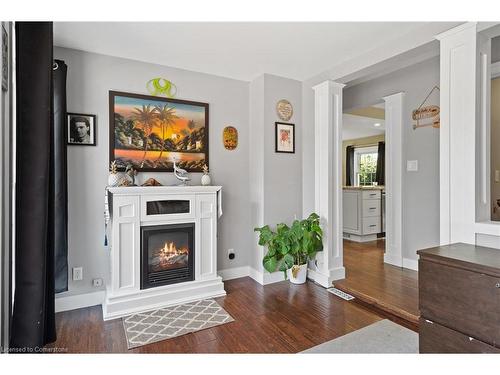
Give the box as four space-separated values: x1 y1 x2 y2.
254 213 323 284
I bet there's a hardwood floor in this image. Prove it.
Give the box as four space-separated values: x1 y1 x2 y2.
334 239 419 326
49 277 387 353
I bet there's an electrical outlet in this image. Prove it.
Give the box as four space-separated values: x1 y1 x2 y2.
228 248 235 260
406 160 418 172
72 267 83 281
92 278 103 288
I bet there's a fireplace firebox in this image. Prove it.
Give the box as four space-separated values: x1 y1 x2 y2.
141 223 195 289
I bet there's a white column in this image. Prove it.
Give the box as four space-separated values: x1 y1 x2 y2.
383 92 404 267
309 80 345 287
437 23 478 245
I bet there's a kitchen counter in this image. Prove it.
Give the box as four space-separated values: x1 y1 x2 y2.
343 186 385 191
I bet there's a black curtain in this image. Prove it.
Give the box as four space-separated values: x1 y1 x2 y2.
11 22 60 349
53 60 69 294
346 146 355 186
375 141 385 186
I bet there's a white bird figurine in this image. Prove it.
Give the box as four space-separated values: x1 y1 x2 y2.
173 158 190 185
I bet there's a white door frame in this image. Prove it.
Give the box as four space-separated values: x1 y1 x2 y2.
312 80 405 285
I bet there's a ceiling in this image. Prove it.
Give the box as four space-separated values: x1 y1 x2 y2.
343 112 385 141
53 22 439 82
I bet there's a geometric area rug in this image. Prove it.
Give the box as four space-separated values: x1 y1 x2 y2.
122 299 234 349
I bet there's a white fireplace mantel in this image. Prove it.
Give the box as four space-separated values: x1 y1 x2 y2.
102 185 225 320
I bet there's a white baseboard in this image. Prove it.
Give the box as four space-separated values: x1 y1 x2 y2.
248 266 264 284
55 290 105 313
307 267 345 288
263 270 285 284
248 267 284 285
384 253 403 267
217 266 250 281
402 257 419 271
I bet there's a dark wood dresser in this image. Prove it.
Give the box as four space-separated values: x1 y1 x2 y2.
418 243 500 353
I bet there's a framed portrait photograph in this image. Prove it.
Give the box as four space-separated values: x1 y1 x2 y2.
275 122 295 153
67 113 97 146
109 90 209 172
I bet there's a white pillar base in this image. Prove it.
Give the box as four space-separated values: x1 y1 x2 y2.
308 267 345 288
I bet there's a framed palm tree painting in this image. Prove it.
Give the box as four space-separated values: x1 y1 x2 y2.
109 91 209 172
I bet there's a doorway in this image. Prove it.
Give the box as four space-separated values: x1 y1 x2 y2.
342 103 386 246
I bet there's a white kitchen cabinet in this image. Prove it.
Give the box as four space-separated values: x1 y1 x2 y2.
343 188 383 242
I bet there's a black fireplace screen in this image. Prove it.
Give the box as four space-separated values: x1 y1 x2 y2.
141 223 194 289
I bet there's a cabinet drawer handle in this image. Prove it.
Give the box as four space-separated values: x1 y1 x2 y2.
369 207 376 210
495 282 500 288
369 224 377 227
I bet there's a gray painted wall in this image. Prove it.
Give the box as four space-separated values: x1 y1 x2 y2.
263 74 302 225
55 47 251 297
343 57 441 262
249 75 265 272
492 36 500 64
249 74 303 274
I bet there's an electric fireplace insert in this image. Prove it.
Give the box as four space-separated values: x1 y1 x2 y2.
141 223 195 289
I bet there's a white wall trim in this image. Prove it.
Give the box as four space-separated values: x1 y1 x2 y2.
402 258 419 271
492 62 500 78
248 267 284 285
435 22 477 41
383 92 405 268
55 290 105 313
217 266 250 281
248 267 264 284
384 254 403 268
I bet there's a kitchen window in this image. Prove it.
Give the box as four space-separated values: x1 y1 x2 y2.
353 146 378 186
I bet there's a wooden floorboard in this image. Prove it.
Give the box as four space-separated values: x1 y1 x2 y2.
48 277 385 353
334 239 420 326
48 241 420 353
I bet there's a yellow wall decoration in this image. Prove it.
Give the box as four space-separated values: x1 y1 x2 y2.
146 77 177 98
223 126 238 150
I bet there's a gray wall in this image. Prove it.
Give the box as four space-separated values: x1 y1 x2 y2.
263 74 302 225
249 74 303 274
492 36 500 64
55 47 251 297
343 57 440 261
249 75 265 272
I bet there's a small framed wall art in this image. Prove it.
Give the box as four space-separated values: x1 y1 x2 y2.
67 113 97 146
275 122 295 154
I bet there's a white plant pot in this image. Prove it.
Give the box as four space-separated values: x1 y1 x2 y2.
287 264 308 284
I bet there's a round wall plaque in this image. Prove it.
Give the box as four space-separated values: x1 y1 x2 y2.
276 99 293 121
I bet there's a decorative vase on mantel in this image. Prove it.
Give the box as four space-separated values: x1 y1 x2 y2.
107 161 122 187
201 164 211 186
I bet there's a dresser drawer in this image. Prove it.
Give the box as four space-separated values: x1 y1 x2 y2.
362 200 380 217
361 190 381 200
419 259 500 346
362 216 380 234
419 318 500 353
